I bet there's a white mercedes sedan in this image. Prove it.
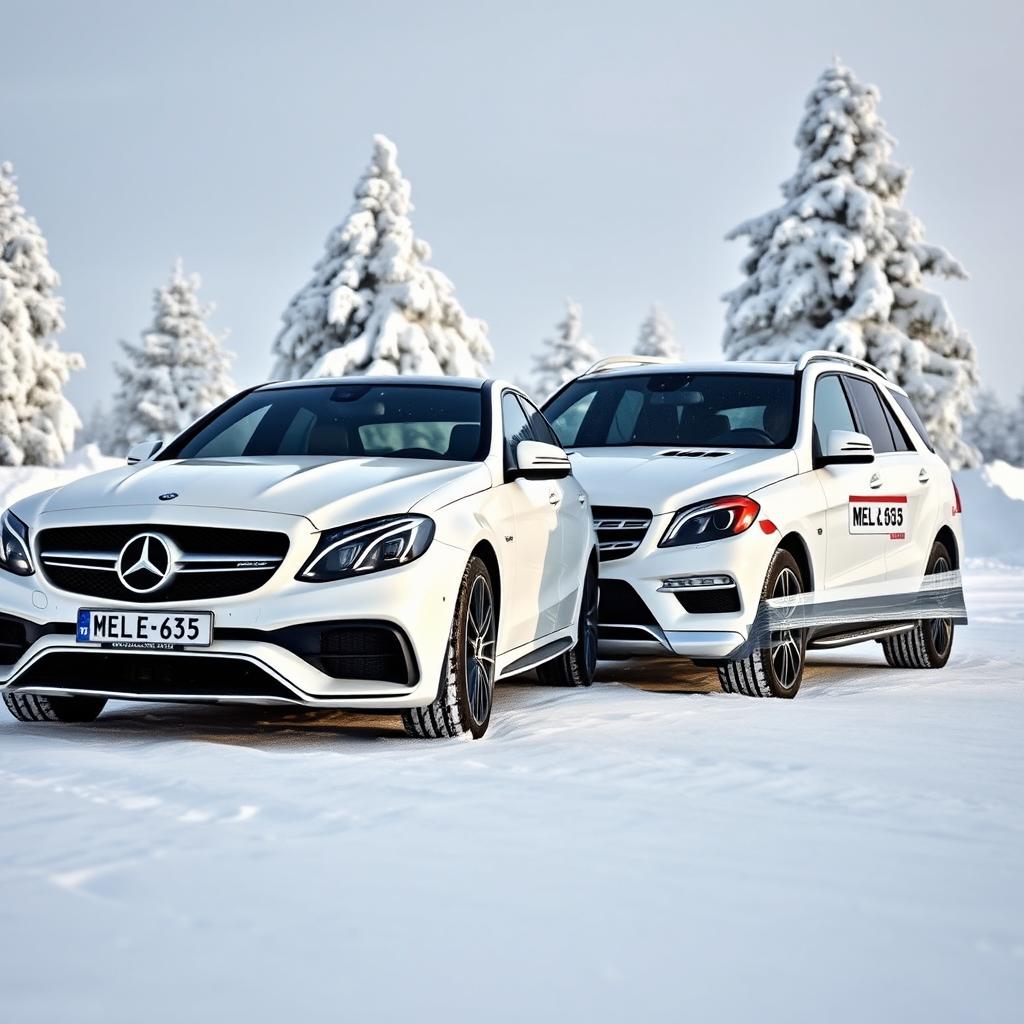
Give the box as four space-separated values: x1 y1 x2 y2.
0 378 598 739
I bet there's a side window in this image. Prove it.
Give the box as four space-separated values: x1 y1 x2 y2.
548 389 595 447
844 376 896 454
878 392 914 452
518 395 562 448
501 392 533 473
812 374 856 456
889 390 935 452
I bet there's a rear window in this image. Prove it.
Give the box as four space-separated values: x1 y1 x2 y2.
889 390 935 452
542 373 799 449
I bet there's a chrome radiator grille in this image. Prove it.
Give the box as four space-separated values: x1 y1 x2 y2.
591 506 653 561
37 524 289 603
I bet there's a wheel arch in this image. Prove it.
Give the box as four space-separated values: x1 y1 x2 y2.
470 540 502 618
776 531 814 592
935 525 959 569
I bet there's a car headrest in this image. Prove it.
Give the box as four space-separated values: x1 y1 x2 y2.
445 423 480 460
308 420 350 456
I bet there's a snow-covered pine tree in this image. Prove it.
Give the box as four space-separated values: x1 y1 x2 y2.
532 299 600 399
635 304 679 360
723 61 979 467
0 161 83 466
271 135 492 380
105 260 233 455
964 388 1023 466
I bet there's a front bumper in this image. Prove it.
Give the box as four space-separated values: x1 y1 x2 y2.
597 513 777 660
0 508 468 710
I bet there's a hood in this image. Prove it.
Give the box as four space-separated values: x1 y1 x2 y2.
568 447 799 515
30 456 491 530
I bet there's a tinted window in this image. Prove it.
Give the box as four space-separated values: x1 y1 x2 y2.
890 390 935 452
844 376 896 454
542 373 798 449
879 393 914 452
501 392 533 472
518 395 561 448
165 384 484 462
812 374 857 455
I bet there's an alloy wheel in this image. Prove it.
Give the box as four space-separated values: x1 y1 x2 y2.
769 566 802 690
464 575 496 725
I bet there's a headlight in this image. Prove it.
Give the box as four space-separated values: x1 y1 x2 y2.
659 496 760 547
0 510 34 576
297 515 435 582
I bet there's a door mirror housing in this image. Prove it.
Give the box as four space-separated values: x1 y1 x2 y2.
509 440 572 481
818 429 875 467
126 439 165 466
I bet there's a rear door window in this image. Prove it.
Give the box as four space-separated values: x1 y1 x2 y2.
843 375 897 455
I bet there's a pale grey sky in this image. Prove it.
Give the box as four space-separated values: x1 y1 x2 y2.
3 0 1021 408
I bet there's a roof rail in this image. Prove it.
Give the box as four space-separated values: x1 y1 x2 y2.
583 356 676 376
795 350 890 381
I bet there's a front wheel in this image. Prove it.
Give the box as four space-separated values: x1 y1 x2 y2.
3 692 107 723
718 548 807 699
403 556 497 739
536 560 599 688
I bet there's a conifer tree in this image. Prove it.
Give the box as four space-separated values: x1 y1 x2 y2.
532 299 600 398
723 62 979 467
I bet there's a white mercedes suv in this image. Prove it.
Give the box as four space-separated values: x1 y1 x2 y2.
542 352 966 698
0 378 598 738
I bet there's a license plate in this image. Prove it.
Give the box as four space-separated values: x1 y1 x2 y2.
849 495 908 538
76 609 214 649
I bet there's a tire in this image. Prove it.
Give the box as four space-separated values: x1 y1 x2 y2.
536 560 598 688
3 691 107 724
718 548 806 699
402 556 497 739
882 540 954 669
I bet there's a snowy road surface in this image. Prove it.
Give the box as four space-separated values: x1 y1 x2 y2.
1 565 1022 1023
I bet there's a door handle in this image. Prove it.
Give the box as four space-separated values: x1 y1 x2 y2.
869 473 882 489
918 468 930 484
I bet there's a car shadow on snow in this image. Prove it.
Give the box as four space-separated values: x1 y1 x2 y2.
35 649 902 747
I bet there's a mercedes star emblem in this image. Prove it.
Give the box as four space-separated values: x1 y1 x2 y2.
116 533 175 593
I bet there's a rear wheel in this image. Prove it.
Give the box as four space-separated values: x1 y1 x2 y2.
882 541 954 669
718 549 806 699
536 560 598 688
402 556 497 739
3 692 107 724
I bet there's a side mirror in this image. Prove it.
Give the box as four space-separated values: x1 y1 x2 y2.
126 439 165 466
818 429 875 467
510 440 572 481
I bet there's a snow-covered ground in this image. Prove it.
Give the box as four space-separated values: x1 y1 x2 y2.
1 460 1022 1022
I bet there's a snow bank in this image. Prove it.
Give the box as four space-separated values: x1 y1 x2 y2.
0 444 120 508
957 460 1024 565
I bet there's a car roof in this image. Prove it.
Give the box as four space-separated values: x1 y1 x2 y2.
259 375 489 391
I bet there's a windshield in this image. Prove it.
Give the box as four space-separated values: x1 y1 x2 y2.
162 383 486 462
542 372 798 449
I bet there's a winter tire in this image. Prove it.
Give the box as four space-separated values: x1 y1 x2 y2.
718 548 806 699
536 560 599 688
882 540 955 670
3 692 107 724
402 556 497 739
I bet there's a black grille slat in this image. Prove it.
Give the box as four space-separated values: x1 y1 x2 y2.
591 505 652 562
598 580 659 626
13 652 295 701
674 588 741 614
37 525 289 603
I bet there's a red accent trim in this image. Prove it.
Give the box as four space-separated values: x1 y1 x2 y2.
889 532 906 540
759 519 778 534
952 481 963 515
848 495 908 503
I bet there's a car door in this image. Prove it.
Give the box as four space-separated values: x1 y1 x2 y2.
498 391 562 647
810 373 889 590
870 384 942 582
519 393 589 630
